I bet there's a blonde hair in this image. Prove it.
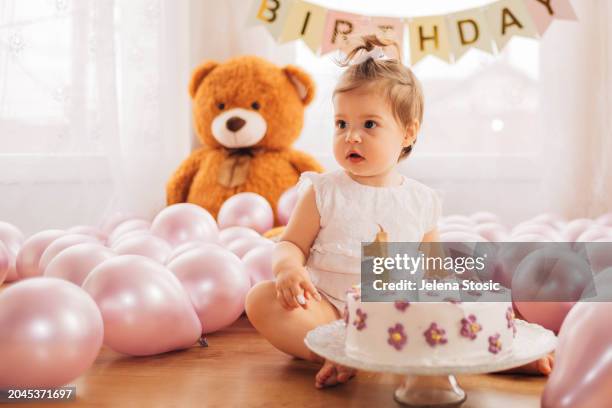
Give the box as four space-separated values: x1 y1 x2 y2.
334 35 424 160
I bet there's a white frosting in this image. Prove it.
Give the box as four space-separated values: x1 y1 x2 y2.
345 293 515 366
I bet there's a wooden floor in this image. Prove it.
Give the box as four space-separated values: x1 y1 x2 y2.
1 284 546 407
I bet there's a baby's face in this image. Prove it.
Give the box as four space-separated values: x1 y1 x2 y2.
333 87 411 177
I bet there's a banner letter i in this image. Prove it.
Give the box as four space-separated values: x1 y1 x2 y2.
301 11 311 35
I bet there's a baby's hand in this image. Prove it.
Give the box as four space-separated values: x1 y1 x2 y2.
275 266 322 310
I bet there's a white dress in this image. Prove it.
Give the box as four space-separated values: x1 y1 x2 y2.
298 169 442 311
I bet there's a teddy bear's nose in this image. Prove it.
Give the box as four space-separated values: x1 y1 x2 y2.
226 117 246 132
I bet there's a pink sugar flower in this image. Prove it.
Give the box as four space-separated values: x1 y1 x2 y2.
488 333 502 354
387 323 408 351
342 305 349 325
506 307 517 337
460 314 482 340
424 322 448 347
353 308 367 330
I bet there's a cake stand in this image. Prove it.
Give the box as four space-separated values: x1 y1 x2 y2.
305 319 556 407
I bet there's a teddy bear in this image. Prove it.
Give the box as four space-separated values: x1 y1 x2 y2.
167 56 324 225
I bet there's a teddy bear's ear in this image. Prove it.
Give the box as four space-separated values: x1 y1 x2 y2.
283 65 316 106
189 61 219 99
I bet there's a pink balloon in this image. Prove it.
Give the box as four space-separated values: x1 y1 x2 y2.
218 226 261 247
512 247 592 332
168 247 250 333
576 226 612 242
243 245 274 286
82 255 202 356
68 225 107 242
109 230 153 248
107 219 151 246
470 211 499 224
437 223 476 236
112 234 172 264
510 233 549 242
44 243 115 286
514 301 575 334
99 212 143 235
596 212 612 227
151 203 218 246
529 213 564 226
542 302 612 408
277 186 299 225
0 221 24 282
495 242 548 288
39 234 98 274
584 243 612 274
226 237 273 259
217 193 274 234
0 278 103 388
0 241 9 285
562 218 594 242
165 242 222 265
16 230 66 279
0 221 24 254
512 222 562 241
553 220 567 231
474 222 508 242
440 215 475 226
439 231 485 242
580 267 612 301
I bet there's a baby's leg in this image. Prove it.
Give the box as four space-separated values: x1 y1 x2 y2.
245 280 340 360
496 353 554 376
245 281 355 388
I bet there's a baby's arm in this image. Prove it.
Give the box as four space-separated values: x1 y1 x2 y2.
274 184 322 310
422 228 440 243
420 228 447 280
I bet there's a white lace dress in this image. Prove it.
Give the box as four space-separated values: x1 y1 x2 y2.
298 169 442 311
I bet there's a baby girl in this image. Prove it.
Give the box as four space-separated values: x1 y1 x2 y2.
246 35 553 388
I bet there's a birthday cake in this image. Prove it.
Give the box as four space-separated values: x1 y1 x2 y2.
344 290 516 366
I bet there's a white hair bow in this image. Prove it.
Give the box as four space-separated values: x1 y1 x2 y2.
349 46 391 65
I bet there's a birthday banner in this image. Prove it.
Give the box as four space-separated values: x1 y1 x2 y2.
247 0 577 65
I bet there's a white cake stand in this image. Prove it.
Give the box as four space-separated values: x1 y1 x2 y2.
305 319 556 407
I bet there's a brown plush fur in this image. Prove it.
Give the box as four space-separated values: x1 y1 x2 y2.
167 56 323 225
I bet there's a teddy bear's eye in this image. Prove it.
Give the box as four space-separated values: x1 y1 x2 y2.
251 101 260 110
217 103 225 110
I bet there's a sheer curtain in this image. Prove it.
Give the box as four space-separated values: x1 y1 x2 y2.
540 0 612 219
0 0 296 235
0 0 190 235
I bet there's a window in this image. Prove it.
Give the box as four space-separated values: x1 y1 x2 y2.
0 0 190 233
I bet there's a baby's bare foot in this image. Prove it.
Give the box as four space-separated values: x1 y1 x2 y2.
499 353 554 376
315 359 356 389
